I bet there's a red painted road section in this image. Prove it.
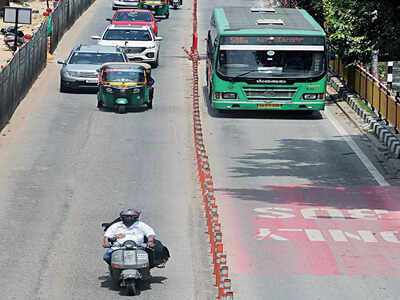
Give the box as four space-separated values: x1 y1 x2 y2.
217 185 400 276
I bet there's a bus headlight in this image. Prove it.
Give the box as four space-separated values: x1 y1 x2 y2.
303 93 318 100
303 93 324 100
222 92 237 99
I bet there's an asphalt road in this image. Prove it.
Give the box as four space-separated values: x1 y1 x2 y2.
1 0 400 299
197 0 400 299
0 1 214 299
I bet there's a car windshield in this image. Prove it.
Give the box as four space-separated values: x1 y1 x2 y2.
103 29 152 41
115 11 153 22
102 69 145 82
217 50 325 78
69 52 125 64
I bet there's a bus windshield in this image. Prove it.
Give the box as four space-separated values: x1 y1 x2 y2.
217 50 325 79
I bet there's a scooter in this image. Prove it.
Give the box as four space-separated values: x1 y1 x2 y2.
106 236 153 296
1 26 25 50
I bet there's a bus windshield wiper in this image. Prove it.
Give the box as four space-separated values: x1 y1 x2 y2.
230 70 259 81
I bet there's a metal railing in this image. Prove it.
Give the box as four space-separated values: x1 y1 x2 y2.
0 21 48 131
50 0 95 53
0 0 96 132
330 57 400 132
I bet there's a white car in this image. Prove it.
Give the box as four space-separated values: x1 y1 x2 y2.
91 25 162 67
112 0 139 10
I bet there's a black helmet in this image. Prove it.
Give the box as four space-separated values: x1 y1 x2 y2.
120 208 140 226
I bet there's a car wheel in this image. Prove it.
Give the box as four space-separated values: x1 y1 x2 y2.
60 80 69 93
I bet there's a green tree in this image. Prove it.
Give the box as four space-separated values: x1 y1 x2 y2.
295 0 325 26
294 0 400 64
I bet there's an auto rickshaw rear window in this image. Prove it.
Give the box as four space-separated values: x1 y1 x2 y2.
102 69 145 82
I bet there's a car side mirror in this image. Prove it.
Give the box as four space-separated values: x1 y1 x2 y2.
91 35 101 40
155 36 163 41
106 18 112 22
57 60 66 65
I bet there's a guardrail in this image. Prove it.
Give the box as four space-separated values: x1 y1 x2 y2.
330 57 400 132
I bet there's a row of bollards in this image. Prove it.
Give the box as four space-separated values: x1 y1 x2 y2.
184 40 234 299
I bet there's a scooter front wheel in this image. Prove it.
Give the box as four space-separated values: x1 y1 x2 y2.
126 279 138 296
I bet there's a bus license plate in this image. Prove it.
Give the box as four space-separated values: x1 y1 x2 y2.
258 104 281 108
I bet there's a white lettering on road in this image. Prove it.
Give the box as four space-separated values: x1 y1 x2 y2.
256 228 400 244
255 207 391 220
301 208 345 219
381 231 400 243
329 230 378 242
348 209 389 220
305 229 326 241
256 228 288 241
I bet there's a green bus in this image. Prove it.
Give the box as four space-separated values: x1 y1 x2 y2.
206 7 327 111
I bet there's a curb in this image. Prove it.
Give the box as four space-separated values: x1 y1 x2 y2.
328 73 400 158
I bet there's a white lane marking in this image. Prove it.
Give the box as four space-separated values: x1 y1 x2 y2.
324 108 390 186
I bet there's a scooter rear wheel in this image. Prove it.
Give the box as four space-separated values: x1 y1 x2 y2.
126 279 138 296
117 105 127 114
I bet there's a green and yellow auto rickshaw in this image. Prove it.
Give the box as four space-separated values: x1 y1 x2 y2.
97 63 153 113
138 0 169 19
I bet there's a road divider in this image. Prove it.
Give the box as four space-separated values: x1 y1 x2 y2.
183 2 234 296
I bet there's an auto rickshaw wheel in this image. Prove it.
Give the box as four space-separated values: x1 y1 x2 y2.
97 101 103 109
117 105 127 114
147 101 153 109
165 13 169 19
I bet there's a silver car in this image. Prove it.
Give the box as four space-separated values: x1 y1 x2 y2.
58 44 128 92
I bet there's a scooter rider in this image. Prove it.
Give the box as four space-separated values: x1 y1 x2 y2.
103 208 168 268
